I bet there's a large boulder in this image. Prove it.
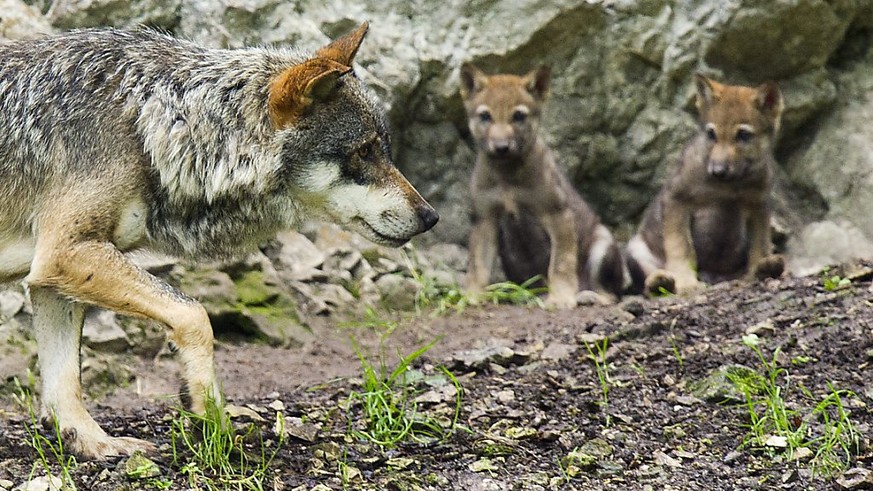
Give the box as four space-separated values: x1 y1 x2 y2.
4 0 873 270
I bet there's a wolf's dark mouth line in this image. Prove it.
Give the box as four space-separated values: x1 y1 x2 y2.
354 217 408 246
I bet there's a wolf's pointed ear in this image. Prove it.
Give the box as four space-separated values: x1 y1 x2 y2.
459 62 488 100
755 81 784 132
524 65 551 101
316 21 369 66
268 58 351 129
694 73 719 112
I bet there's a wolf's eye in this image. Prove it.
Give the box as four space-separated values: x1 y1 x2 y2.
479 110 492 123
735 128 754 143
512 111 527 123
705 127 717 142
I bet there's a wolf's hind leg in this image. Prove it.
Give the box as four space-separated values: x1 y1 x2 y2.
29 286 156 459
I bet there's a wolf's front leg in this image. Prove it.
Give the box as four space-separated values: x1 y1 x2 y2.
28 240 222 458
542 208 578 309
29 286 157 459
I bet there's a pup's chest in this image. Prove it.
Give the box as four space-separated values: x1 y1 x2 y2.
476 182 546 218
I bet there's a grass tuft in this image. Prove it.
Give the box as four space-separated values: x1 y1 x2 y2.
402 248 546 317
346 339 462 448
584 338 611 427
13 373 78 490
728 333 860 476
170 394 284 491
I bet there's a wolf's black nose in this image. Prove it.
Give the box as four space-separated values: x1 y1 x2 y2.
418 206 439 231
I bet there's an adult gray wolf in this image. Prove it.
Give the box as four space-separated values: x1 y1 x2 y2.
460 63 626 308
0 22 438 459
626 74 785 296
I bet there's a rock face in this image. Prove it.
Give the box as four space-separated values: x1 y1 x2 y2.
6 0 873 268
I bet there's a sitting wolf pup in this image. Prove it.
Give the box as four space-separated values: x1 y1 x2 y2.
0 23 438 459
460 63 625 308
626 74 786 296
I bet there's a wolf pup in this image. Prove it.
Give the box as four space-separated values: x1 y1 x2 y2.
626 74 785 296
0 23 438 459
460 63 625 308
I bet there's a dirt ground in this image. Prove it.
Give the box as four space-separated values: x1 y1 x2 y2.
1 262 872 490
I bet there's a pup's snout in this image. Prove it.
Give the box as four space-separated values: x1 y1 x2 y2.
493 142 511 155
708 161 730 179
417 204 439 232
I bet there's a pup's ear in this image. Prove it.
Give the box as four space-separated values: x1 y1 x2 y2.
524 65 551 101
755 81 784 133
268 58 351 129
459 62 488 100
694 73 720 113
316 21 369 66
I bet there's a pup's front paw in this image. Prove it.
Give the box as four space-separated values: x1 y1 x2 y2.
752 254 785 280
674 275 702 295
576 290 615 306
644 269 676 297
464 288 486 306
545 292 577 309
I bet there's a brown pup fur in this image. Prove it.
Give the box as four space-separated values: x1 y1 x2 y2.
626 74 786 296
460 63 626 308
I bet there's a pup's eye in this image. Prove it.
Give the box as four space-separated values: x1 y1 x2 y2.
479 111 492 123
357 143 373 160
735 128 754 143
705 127 717 142
512 111 527 123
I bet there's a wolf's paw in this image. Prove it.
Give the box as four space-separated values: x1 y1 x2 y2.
644 270 676 297
752 254 785 280
64 427 157 460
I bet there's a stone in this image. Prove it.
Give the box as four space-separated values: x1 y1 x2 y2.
48 0 180 30
0 290 25 321
450 344 518 370
267 230 327 277
121 452 161 479
82 309 131 353
541 342 577 361
836 468 873 490
0 0 54 40
14 475 64 491
788 220 873 276
689 364 756 404
374 274 421 311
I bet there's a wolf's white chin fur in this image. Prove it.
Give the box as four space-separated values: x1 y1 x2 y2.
319 180 419 247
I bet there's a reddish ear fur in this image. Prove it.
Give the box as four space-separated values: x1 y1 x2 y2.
316 21 369 66
694 73 719 113
268 23 370 128
268 58 350 129
755 81 784 130
459 62 488 100
524 65 551 101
